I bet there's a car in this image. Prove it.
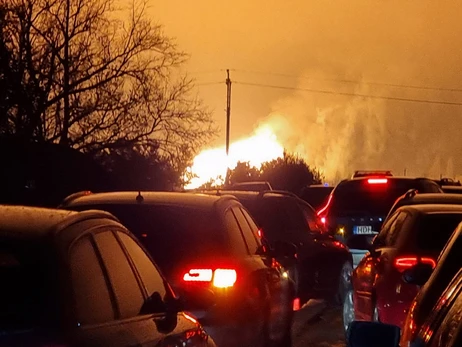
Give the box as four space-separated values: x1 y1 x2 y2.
386 190 462 221
316 176 443 267
298 184 334 211
400 221 462 346
0 205 215 346
60 191 294 347
196 189 353 306
344 204 462 332
345 268 462 347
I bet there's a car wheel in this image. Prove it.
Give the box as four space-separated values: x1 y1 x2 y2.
333 261 353 305
342 289 355 333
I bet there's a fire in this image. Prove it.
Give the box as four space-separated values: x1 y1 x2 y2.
185 124 284 189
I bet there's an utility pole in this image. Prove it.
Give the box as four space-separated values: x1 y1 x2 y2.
226 69 232 155
224 69 232 186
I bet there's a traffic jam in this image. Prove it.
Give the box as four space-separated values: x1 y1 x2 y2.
1 170 462 346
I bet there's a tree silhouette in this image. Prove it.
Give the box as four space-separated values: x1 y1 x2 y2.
0 0 216 160
224 152 324 193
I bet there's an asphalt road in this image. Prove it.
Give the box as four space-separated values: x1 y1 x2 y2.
292 300 346 347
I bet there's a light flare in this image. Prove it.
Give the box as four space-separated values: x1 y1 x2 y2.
185 124 284 189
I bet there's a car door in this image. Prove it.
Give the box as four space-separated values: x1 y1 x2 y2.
232 206 292 343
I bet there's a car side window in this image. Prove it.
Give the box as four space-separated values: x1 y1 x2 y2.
224 210 249 255
373 213 399 247
117 232 168 312
430 284 462 347
232 207 260 254
94 231 145 319
69 235 115 325
385 212 409 246
298 203 320 232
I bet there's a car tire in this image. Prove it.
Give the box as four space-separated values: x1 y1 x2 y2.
342 288 355 333
333 261 353 306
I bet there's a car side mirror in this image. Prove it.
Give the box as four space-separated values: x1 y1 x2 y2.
272 241 298 259
347 321 400 347
402 263 434 286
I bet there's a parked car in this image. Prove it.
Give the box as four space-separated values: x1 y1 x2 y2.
316 176 443 267
400 221 462 346
298 184 334 211
0 205 215 346
386 189 462 221
346 267 462 347
344 204 462 332
197 189 353 306
60 191 294 347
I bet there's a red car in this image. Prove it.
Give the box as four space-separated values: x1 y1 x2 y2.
344 204 462 331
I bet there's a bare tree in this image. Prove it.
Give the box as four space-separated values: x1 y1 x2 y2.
0 0 216 157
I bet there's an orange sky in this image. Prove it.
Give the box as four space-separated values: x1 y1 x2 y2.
149 1 462 180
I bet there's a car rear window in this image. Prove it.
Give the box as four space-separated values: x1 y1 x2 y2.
415 213 462 252
0 239 57 332
330 179 430 217
299 187 333 210
72 204 228 273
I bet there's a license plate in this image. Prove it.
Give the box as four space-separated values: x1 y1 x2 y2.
353 225 373 234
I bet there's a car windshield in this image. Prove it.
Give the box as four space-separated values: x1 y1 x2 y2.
0 239 56 332
415 213 462 252
73 204 228 274
330 180 425 217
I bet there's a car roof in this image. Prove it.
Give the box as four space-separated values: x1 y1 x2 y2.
0 205 76 240
397 204 462 215
62 191 238 210
400 193 462 204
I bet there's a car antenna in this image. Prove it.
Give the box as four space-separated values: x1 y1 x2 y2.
136 191 144 203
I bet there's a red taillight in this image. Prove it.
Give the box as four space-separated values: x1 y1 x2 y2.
394 256 436 272
183 268 237 288
320 217 326 225
257 228 263 238
368 178 388 184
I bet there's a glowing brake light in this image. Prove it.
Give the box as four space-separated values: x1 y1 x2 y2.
183 268 237 288
183 269 213 282
394 256 436 272
368 178 388 184
320 217 326 224
213 269 237 288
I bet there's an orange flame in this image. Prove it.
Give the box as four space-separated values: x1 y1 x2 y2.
185 124 284 189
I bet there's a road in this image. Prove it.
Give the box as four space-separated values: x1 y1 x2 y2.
292 300 346 347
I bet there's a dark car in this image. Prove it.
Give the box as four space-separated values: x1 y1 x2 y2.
386 190 462 221
346 267 462 347
346 204 462 331
316 176 443 267
60 191 294 347
0 205 214 347
298 185 334 211
400 221 462 345
225 181 273 192
198 189 353 306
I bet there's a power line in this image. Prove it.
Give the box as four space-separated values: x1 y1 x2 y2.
232 69 462 94
234 81 462 106
195 81 223 86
